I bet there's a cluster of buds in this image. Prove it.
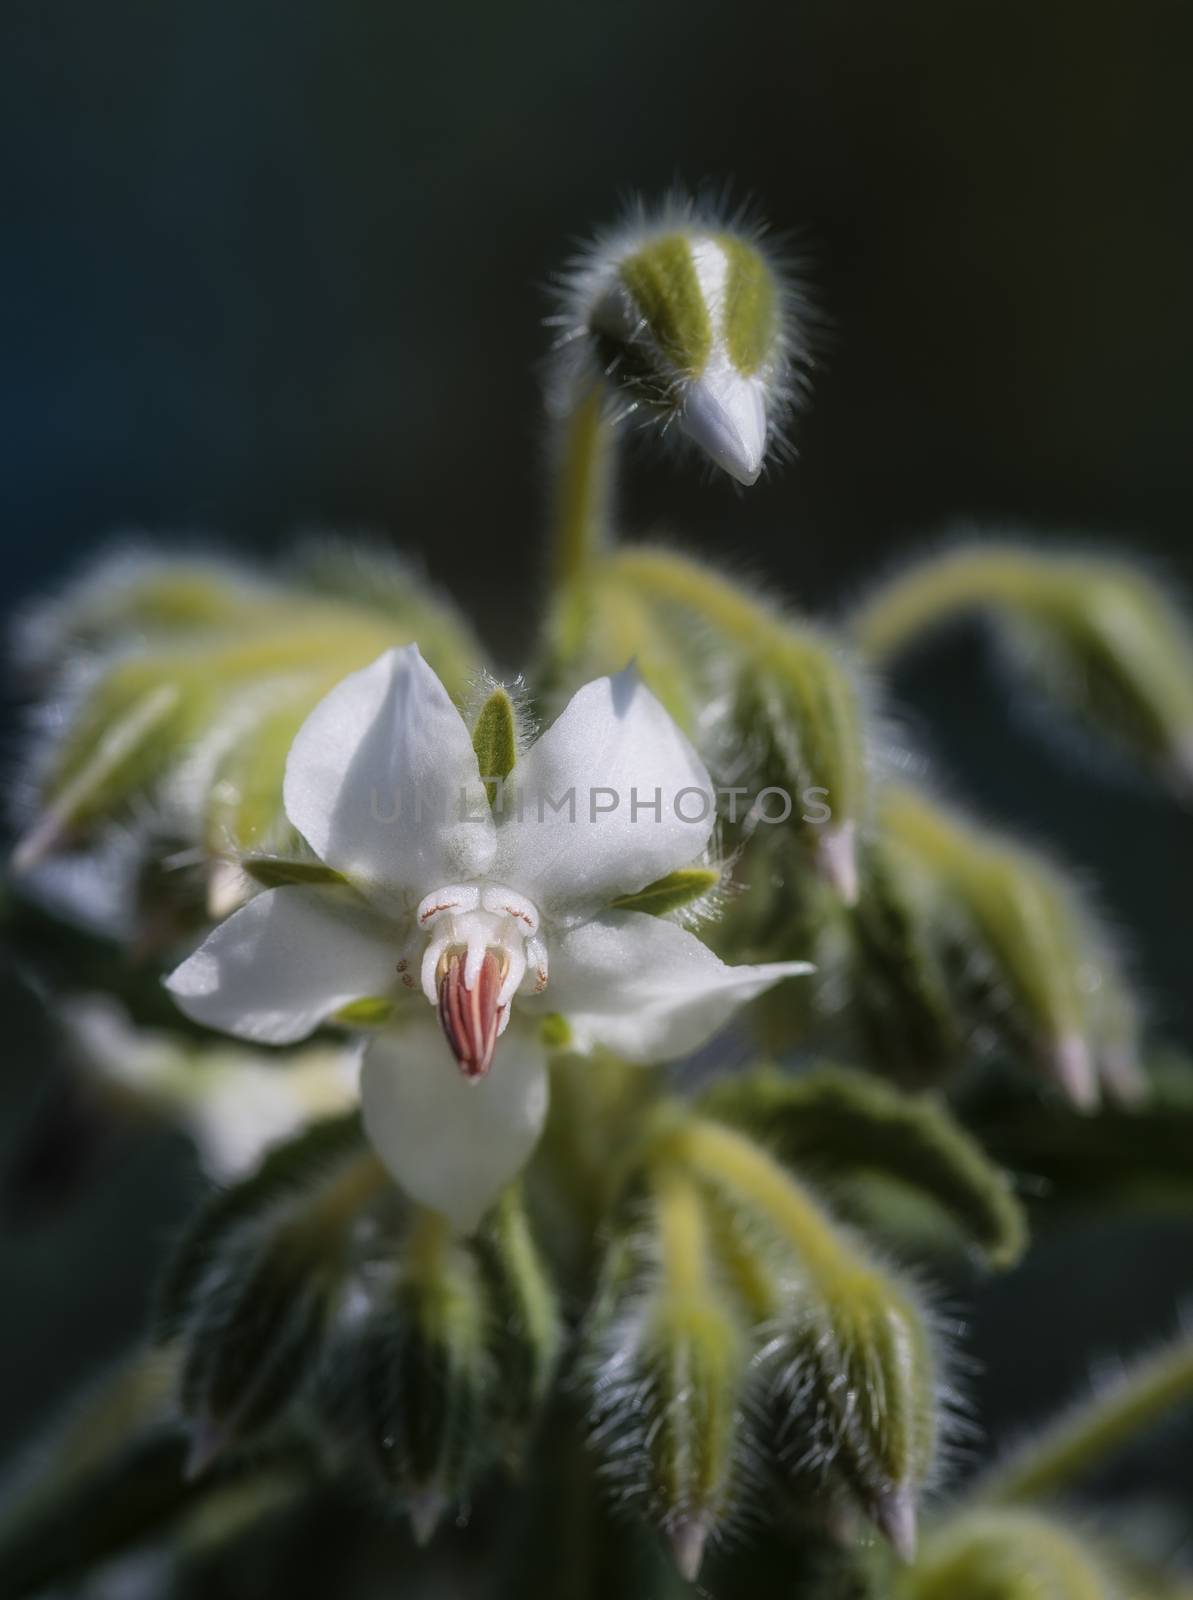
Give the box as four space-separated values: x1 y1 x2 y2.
4 192 1193 1600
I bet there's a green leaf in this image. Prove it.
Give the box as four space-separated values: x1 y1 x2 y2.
611 866 721 917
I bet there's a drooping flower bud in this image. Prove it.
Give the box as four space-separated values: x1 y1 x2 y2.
472 1185 564 1459
10 547 485 930
557 199 807 486
327 1209 498 1542
581 1164 753 1581
157 1114 383 1475
660 1117 947 1562
602 546 871 905
881 785 1143 1108
853 542 1193 801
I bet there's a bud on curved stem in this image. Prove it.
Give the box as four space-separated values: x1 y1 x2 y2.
607 546 869 899
343 1207 496 1541
882 785 1141 1107
852 542 1193 799
551 198 805 492
655 1117 943 1561
169 1135 387 1475
582 1162 751 1581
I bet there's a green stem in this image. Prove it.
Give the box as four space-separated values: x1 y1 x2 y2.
651 1164 714 1304
849 544 1057 661
975 1334 1193 1506
611 547 789 654
550 381 615 590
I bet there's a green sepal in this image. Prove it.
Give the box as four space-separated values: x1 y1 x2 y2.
719 231 778 377
472 687 519 807
611 865 721 917
332 996 396 1027
617 232 712 379
241 856 349 891
540 1013 573 1051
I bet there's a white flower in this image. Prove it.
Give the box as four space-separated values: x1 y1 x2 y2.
167 646 810 1230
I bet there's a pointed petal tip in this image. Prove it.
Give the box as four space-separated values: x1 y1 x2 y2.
184 1417 229 1481
207 858 251 919
874 1485 918 1563
668 1514 710 1582
10 814 63 875
408 1489 447 1547
1052 1031 1099 1111
680 371 767 487
816 822 859 905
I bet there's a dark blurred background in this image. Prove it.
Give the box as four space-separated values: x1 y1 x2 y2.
1 0 1191 1541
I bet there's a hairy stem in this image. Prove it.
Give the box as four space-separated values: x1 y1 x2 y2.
550 382 615 590
975 1333 1193 1505
849 544 1053 660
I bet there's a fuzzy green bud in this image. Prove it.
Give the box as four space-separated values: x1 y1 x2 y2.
582 1166 752 1580
339 1210 497 1542
473 1186 563 1458
853 543 1193 799
608 547 870 903
560 203 801 487
11 549 485 912
883 785 1140 1107
660 1117 943 1560
158 1116 383 1473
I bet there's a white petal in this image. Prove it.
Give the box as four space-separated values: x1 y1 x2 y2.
539 911 811 1062
360 1019 548 1232
680 367 767 487
494 666 714 917
283 646 496 903
165 886 400 1044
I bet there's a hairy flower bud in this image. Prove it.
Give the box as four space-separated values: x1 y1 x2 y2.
882 786 1142 1107
10 547 484 930
658 1118 948 1560
473 1186 563 1457
330 1210 498 1541
581 1166 753 1580
555 197 807 486
853 543 1193 799
157 1115 384 1475
601 547 871 905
